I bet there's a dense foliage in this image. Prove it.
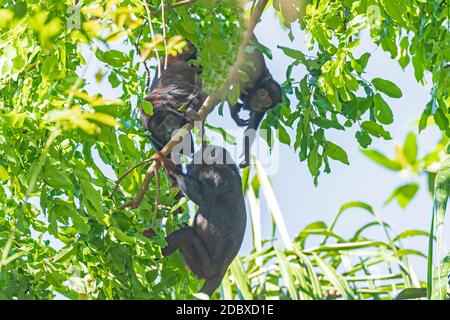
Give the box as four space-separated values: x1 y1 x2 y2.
0 0 448 299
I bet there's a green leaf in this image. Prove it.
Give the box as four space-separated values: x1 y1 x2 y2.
361 121 392 140
277 125 291 145
142 100 153 115
252 40 273 59
412 43 425 83
84 112 118 127
312 253 356 300
429 156 450 299
109 226 136 245
96 49 128 68
80 180 105 221
292 245 323 299
108 72 120 88
307 147 320 177
372 78 403 98
355 130 372 148
373 93 394 124
325 141 349 165
48 209 58 236
358 52 371 71
228 84 240 106
204 123 236 145
119 134 140 159
419 101 432 132
361 149 402 171
0 165 9 182
274 247 298 299
379 0 406 26
4 113 26 128
13 0 27 18
393 230 430 242
394 288 427 300
384 183 419 208
403 132 417 164
277 45 306 62
434 108 449 131
311 118 345 130
431 255 450 300
229 258 253 299
307 241 388 252
398 37 410 69
43 166 73 190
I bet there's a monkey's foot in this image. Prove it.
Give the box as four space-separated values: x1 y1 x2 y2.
239 159 250 169
152 151 176 172
184 107 201 125
143 228 156 238
233 116 250 127
151 151 164 162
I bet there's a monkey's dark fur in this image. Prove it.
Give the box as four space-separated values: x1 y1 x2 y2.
142 41 206 152
154 146 246 295
228 34 282 167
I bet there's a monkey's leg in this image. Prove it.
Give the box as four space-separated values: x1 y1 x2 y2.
201 270 227 296
154 152 205 206
199 236 242 295
162 227 217 279
200 240 240 295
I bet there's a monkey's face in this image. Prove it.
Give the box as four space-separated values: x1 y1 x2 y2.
249 88 272 111
248 79 282 112
149 110 186 144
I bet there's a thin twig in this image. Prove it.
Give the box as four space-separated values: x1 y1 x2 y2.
134 20 153 91
151 169 160 229
109 157 154 198
161 0 169 70
142 0 162 79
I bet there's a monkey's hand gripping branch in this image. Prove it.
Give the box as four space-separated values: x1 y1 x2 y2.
114 95 217 210
113 0 269 211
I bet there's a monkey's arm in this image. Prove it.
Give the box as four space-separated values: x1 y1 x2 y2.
154 152 205 205
172 172 205 206
229 102 249 127
247 110 265 131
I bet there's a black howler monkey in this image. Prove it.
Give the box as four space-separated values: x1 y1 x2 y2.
142 41 206 154
228 34 282 168
152 145 246 295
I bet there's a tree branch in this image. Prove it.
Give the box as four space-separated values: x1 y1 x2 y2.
117 0 269 210
109 157 154 199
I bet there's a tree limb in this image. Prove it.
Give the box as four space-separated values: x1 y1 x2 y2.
109 157 154 199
